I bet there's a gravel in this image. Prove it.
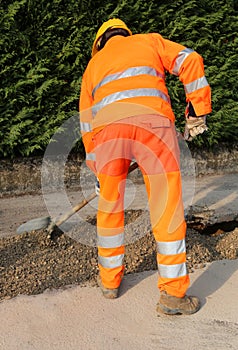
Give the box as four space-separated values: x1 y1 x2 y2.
0 209 238 302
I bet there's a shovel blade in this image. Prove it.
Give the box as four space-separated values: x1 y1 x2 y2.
16 216 51 234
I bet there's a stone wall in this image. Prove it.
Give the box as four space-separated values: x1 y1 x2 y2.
0 144 238 197
192 144 238 176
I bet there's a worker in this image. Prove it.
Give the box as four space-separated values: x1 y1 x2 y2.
79 18 212 315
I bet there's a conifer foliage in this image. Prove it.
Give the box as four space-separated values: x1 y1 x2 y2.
0 0 237 157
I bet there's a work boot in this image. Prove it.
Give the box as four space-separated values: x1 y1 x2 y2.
157 291 201 315
97 275 119 299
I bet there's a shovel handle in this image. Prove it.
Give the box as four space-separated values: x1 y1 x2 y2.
49 162 139 232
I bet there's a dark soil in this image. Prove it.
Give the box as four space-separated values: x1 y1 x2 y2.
1 209 238 302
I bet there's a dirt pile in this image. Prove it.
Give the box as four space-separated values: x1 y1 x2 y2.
1 210 238 302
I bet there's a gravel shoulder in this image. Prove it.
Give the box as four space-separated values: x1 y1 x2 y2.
1 173 238 301
0 212 238 301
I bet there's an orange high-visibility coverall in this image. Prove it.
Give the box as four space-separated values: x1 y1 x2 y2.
79 33 212 297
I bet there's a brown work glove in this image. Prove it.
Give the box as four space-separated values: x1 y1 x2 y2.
184 116 208 141
184 102 208 141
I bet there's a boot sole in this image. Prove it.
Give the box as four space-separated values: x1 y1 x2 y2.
97 276 119 299
156 302 201 315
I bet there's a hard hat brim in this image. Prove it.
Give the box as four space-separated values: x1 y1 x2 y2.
91 19 132 57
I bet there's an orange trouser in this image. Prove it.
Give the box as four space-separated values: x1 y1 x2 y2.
93 114 190 298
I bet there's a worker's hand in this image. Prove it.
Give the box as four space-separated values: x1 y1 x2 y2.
184 115 208 141
184 102 208 141
95 177 100 195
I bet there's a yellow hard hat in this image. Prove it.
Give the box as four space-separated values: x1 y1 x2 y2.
91 18 132 57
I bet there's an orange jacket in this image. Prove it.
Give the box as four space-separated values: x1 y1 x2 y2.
80 33 212 172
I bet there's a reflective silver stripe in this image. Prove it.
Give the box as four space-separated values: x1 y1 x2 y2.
92 88 170 117
80 121 91 132
97 233 124 248
92 66 164 98
184 76 209 94
158 263 187 279
157 239 186 256
172 48 194 75
98 254 124 269
86 152 95 161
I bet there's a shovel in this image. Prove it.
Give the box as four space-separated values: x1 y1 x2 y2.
16 162 139 235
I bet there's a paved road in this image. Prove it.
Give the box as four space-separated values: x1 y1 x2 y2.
0 260 238 350
0 172 238 349
0 173 237 237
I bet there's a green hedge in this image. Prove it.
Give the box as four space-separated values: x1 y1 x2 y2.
0 0 237 157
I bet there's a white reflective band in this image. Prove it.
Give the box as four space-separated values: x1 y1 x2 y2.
184 76 209 94
98 254 124 269
92 66 164 98
92 88 170 117
158 263 187 279
97 233 124 248
157 239 186 255
80 121 91 132
86 152 95 161
172 48 194 75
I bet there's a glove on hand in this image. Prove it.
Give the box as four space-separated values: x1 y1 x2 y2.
95 177 100 195
184 116 208 141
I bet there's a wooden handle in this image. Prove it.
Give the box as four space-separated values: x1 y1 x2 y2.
49 162 139 231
